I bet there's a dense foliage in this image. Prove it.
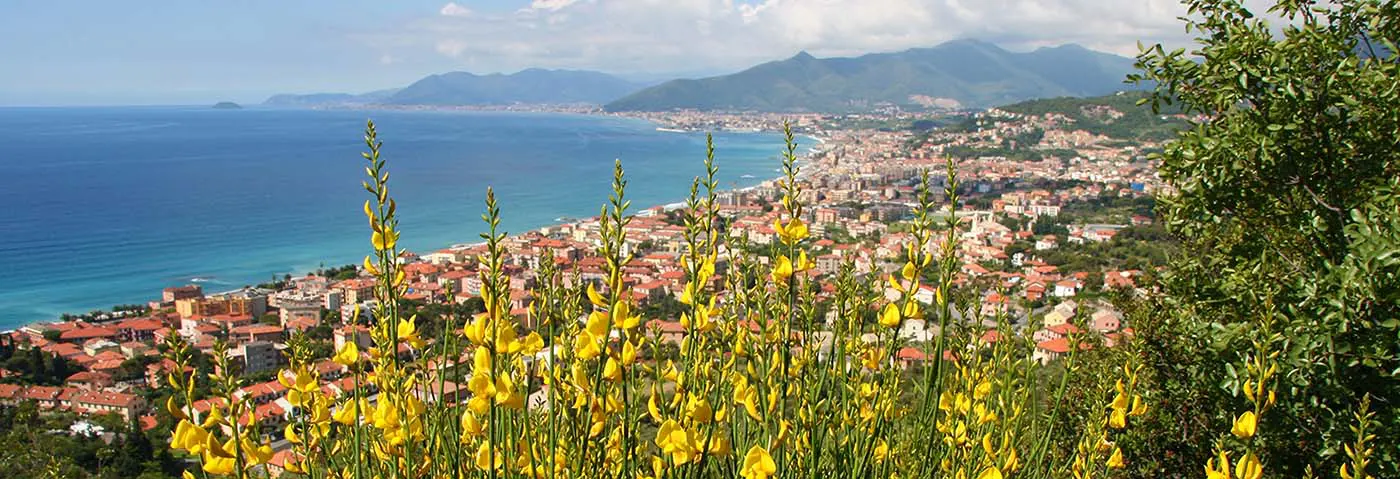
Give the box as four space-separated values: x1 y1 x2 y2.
0 336 77 386
0 403 181 478
1128 0 1399 476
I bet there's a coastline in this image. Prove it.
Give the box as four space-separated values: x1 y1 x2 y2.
6 111 829 332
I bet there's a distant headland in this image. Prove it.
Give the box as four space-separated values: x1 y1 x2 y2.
212 101 243 109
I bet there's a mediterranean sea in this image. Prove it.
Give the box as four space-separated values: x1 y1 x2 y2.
0 107 812 330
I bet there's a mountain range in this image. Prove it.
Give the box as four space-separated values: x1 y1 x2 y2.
263 88 401 107
386 69 642 106
265 39 1140 112
605 40 1138 111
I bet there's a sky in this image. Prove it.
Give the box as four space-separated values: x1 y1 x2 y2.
0 0 1208 106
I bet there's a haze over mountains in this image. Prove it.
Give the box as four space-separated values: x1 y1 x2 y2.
265 39 1140 112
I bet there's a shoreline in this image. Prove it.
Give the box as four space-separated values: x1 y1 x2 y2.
8 119 831 333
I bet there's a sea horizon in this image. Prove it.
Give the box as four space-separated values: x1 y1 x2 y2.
0 107 813 330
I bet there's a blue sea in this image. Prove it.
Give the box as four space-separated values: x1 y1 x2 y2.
0 107 811 330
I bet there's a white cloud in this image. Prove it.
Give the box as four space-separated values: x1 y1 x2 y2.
439 2 473 17
528 0 583 12
363 0 1286 76
435 39 468 57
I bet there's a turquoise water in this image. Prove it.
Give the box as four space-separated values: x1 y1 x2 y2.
0 107 809 329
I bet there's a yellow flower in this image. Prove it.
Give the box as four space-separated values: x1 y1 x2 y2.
1129 394 1147 416
648 388 664 423
170 419 209 453
622 340 638 365
1110 391 1128 411
1106 446 1125 469
709 434 733 457
685 394 713 424
204 435 235 459
888 274 906 293
679 283 697 306
518 331 545 355
586 283 607 307
201 453 236 475
164 396 187 421
880 302 902 328
1234 452 1262 479
771 255 794 284
603 357 622 382
1003 447 1021 472
460 410 484 438
587 310 609 336
243 438 274 466
613 300 640 329
741 445 776 479
465 314 490 346
200 405 223 429
371 230 399 251
974 403 997 424
773 217 809 244
1231 411 1257 439
283 423 302 445
974 380 993 400
397 316 426 349
574 331 602 360
902 300 920 318
795 250 814 272
1205 450 1230 479
332 399 363 425
874 440 889 462
362 255 379 276
332 341 359 367
475 442 502 471
734 380 762 421
655 420 700 465
1108 407 1127 429
976 466 1004 479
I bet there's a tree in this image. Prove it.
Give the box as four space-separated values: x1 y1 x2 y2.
1131 0 1399 475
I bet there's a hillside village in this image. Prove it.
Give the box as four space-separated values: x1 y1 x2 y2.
1 100 1179 471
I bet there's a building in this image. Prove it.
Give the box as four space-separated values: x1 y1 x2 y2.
72 390 146 421
1053 280 1081 298
1091 309 1123 332
275 291 323 325
176 295 258 319
231 325 284 344
230 342 283 375
333 325 372 352
335 279 377 305
162 285 204 303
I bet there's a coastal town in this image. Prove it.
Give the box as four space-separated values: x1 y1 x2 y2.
1 99 1178 474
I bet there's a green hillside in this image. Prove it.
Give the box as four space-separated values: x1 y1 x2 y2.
605 40 1140 112
997 92 1189 141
